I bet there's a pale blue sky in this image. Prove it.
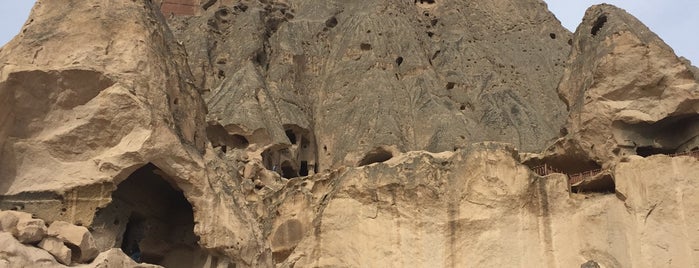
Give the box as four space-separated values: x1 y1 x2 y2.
0 1 696 64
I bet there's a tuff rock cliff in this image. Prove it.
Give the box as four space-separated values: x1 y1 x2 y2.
0 0 697 268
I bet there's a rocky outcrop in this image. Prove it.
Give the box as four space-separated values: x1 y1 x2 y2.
0 0 264 266
0 210 158 267
38 237 72 265
553 4 699 167
1 1 698 268
47 221 99 263
1 231 161 268
167 0 571 173
252 143 699 267
0 210 47 244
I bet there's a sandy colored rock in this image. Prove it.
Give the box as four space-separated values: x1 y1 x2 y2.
76 249 163 268
1 1 699 268
0 231 61 268
48 221 98 263
0 210 21 233
169 0 571 172
38 236 72 265
555 4 699 166
262 143 699 268
0 0 265 266
0 210 47 244
15 217 47 244
1 230 164 268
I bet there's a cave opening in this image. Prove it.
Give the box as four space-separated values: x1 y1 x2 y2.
285 129 297 144
591 15 607 36
299 161 309 176
325 17 338 28
614 113 699 157
91 164 202 267
636 146 676 157
206 124 249 151
395 57 404 66
281 161 298 178
121 214 146 262
571 174 616 194
358 147 393 166
230 134 249 148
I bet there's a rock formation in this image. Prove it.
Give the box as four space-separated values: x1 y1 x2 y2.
0 0 263 266
0 0 697 267
555 4 699 167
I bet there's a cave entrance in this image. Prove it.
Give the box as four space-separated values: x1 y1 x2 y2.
358 147 393 166
206 124 250 153
280 161 298 179
299 161 309 177
635 146 676 157
121 213 146 261
91 164 201 267
571 174 615 194
614 113 699 157
285 129 297 145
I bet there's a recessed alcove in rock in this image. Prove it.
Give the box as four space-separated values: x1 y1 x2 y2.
358 147 394 166
91 164 204 267
613 114 699 157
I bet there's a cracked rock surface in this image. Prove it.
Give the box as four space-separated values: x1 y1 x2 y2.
1 1 698 267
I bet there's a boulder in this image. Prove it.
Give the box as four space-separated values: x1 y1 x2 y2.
0 210 47 244
48 221 98 263
0 232 61 268
38 236 72 265
0 210 21 232
14 218 47 244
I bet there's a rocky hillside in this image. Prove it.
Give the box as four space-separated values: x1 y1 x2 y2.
0 0 697 267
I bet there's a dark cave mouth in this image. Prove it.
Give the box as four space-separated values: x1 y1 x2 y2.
93 164 202 267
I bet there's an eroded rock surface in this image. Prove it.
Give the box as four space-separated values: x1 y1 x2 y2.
167 0 571 172
0 0 265 266
554 4 699 167
1 1 698 268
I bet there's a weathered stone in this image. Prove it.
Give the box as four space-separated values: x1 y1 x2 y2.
80 248 163 268
0 210 47 244
0 210 21 232
581 260 601 268
48 221 98 263
555 4 699 166
1 0 699 268
0 232 61 268
168 0 572 172
38 236 72 265
15 218 47 244
0 0 265 266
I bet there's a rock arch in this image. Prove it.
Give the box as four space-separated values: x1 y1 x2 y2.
90 163 204 267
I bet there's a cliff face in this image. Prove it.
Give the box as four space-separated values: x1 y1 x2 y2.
168 0 571 171
0 1 697 268
555 5 699 167
0 1 262 266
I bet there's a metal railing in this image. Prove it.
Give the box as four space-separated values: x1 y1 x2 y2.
530 150 699 185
